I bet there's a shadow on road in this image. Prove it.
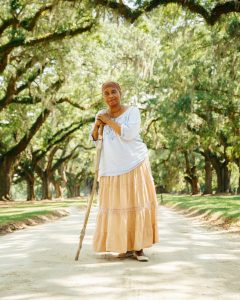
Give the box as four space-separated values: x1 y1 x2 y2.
1 206 240 300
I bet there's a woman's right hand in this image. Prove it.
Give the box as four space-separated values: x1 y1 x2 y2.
95 119 105 128
92 119 105 141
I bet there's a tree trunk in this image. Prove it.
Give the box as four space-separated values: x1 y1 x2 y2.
191 170 200 195
203 155 212 194
74 184 80 197
26 173 36 201
53 181 64 198
202 149 231 193
42 172 52 200
184 171 200 194
235 158 240 194
66 183 75 198
238 173 240 195
0 108 50 201
212 161 231 193
0 157 15 201
184 151 200 195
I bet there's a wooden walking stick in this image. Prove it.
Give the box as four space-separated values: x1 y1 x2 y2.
75 124 104 261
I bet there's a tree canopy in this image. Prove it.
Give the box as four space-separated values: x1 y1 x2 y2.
0 0 240 200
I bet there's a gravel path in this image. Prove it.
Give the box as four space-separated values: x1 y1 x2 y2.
1 205 240 300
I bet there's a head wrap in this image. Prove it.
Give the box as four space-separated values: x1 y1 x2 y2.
101 81 122 94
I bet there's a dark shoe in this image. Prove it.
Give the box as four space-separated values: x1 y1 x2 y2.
118 250 134 258
133 249 149 262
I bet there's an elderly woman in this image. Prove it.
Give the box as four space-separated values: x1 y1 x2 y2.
91 81 159 261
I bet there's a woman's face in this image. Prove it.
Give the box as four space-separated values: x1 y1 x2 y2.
102 87 121 108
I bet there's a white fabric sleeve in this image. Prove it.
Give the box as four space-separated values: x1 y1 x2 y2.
120 107 141 141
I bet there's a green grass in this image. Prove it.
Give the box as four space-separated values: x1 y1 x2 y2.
0 210 54 224
0 198 88 226
158 194 240 222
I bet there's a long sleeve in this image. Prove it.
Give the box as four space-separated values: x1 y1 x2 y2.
97 105 148 176
120 107 141 141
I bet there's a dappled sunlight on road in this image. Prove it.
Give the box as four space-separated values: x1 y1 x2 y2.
1 205 240 299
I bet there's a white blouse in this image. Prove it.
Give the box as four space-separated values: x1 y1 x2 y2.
90 106 148 177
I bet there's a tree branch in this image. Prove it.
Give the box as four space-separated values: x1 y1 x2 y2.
0 76 16 111
5 108 51 158
95 0 240 25
0 18 15 36
0 58 35 111
34 116 95 161
56 97 86 109
46 145 60 172
20 5 53 31
0 23 95 73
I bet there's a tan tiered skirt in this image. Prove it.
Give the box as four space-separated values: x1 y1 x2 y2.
93 156 159 253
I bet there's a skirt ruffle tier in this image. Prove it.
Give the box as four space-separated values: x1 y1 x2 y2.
93 157 159 253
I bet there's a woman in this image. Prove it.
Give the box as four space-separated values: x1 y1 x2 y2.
91 81 159 262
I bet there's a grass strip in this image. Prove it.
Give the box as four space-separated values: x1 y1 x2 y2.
157 194 240 224
0 198 88 226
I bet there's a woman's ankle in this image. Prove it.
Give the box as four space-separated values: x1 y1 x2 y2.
135 249 144 256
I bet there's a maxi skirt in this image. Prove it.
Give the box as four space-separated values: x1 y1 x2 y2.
93 156 159 253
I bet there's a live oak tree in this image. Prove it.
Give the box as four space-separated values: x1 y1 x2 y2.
0 0 97 200
1 0 240 200
94 0 240 26
137 4 240 193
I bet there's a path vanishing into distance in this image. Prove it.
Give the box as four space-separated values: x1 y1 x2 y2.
1 204 240 300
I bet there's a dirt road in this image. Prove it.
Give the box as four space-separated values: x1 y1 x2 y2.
1 205 240 300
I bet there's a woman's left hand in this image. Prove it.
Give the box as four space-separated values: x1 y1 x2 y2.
97 113 111 125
